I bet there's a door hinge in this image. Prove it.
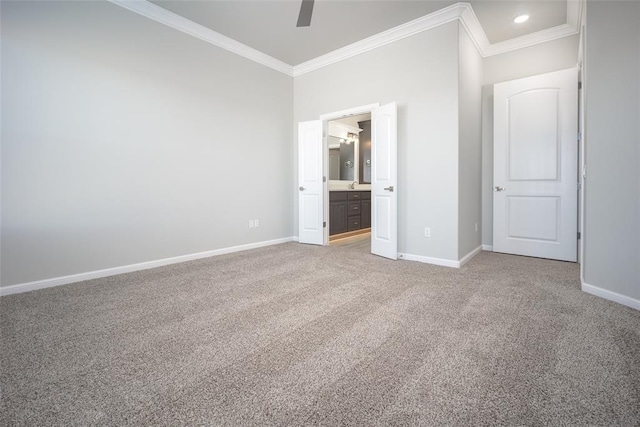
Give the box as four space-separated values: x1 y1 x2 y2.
323 176 326 183
577 131 581 141
578 81 582 90
577 182 582 190
323 221 326 228
577 231 581 240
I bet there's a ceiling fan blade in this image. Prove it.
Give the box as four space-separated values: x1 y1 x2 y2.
296 0 314 27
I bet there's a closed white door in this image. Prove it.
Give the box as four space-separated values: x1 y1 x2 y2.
371 103 398 260
493 68 578 262
298 120 324 245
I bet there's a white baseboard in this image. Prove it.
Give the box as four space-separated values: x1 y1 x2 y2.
398 253 460 268
482 245 493 251
582 282 640 311
459 246 482 267
399 245 482 269
0 237 296 297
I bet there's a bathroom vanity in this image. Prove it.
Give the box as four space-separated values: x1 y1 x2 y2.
329 190 371 236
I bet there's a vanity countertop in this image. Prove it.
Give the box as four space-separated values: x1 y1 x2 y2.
329 188 371 192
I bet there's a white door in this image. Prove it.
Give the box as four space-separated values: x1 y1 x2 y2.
371 103 398 260
493 68 578 262
298 120 324 245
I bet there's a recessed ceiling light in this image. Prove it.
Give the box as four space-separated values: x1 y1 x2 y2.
514 14 530 24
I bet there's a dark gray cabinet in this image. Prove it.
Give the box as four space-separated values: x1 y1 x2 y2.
361 200 371 229
329 192 348 235
329 191 371 236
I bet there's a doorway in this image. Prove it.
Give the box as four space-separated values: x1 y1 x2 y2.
326 113 372 243
297 102 398 260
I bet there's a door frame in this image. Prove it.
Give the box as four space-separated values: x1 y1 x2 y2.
578 66 584 265
319 103 380 245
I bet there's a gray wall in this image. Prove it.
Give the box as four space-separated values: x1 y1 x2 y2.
584 1 640 300
481 35 580 247
294 23 462 261
1 1 293 287
457 25 483 258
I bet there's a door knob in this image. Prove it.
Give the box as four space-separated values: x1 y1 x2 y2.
299 186 306 191
384 186 394 192
494 186 506 192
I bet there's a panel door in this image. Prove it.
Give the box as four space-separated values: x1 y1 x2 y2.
298 120 324 245
493 68 578 261
371 103 398 260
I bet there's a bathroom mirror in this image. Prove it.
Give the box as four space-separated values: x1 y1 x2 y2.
328 136 355 181
327 116 371 184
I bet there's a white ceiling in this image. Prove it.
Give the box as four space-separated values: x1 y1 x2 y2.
150 0 571 65
471 1 566 43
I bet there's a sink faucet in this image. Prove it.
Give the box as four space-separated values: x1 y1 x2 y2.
349 181 358 189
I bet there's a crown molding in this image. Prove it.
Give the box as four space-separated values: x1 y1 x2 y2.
293 0 583 76
107 0 294 76
463 0 583 57
459 3 490 55
293 3 467 77
109 0 583 78
480 23 580 57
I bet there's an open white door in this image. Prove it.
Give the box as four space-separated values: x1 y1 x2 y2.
493 68 578 262
371 103 398 259
298 120 324 245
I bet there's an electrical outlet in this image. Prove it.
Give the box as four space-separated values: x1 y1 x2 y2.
475 223 478 232
249 220 254 228
255 219 259 227
424 227 431 238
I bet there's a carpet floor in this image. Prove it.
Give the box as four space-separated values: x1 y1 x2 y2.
1 239 639 426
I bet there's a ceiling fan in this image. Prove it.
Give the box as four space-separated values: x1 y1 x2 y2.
296 0 315 27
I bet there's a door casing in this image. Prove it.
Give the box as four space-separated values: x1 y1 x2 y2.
319 104 380 245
